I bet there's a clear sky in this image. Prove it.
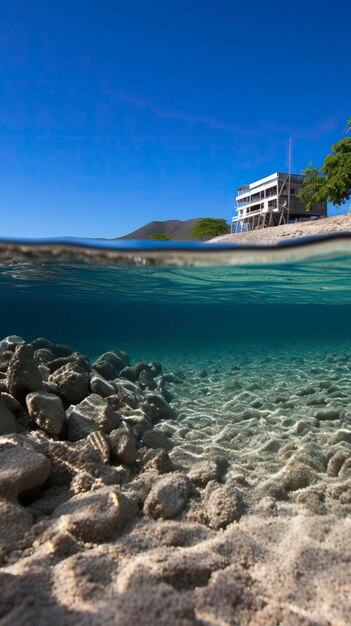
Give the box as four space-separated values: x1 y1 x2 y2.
1 0 350 238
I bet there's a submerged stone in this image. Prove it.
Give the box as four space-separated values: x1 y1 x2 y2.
144 472 191 519
7 344 43 402
67 393 121 441
26 391 66 436
0 435 51 499
51 486 138 542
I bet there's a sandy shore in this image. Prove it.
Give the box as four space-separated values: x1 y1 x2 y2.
211 214 351 245
1 336 351 625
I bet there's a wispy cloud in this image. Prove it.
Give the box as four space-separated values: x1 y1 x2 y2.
262 114 342 141
102 88 261 138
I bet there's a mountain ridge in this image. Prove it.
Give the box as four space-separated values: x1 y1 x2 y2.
116 218 203 241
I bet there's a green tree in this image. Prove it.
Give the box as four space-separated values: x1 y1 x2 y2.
191 218 230 240
149 233 170 241
299 117 351 211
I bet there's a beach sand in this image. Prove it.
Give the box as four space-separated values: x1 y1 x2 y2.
211 214 351 245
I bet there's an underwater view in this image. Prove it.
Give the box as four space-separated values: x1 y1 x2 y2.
1 238 351 626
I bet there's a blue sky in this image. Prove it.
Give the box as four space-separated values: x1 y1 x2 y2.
1 0 350 238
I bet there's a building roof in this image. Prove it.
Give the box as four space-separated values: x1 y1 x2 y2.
237 172 305 193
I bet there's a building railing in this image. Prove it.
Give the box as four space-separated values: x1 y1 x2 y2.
237 186 250 197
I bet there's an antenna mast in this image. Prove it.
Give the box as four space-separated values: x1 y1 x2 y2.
287 137 292 223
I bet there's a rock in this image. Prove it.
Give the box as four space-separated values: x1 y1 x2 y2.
144 472 191 519
49 362 90 404
1 392 22 414
199 369 208 378
90 375 115 398
145 393 176 420
1 335 26 348
38 364 50 382
149 361 162 376
109 426 138 464
205 481 243 529
116 382 143 409
306 395 327 406
92 359 117 381
34 348 54 363
296 386 316 396
142 429 172 451
96 350 129 373
330 430 351 445
51 486 138 542
0 499 33 551
139 370 157 390
31 338 72 357
49 343 73 358
47 353 90 374
28 430 112 487
314 408 341 421
188 456 229 487
26 391 66 436
141 448 175 474
119 366 139 382
327 450 350 477
67 394 121 441
123 413 152 437
0 396 19 435
0 435 51 499
7 344 42 402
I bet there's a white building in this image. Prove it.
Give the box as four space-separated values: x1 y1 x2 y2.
232 172 327 233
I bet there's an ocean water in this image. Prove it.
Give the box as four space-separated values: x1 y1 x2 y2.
1 236 351 625
0 236 350 357
1 236 351 468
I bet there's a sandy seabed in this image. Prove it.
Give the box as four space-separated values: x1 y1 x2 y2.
0 337 351 626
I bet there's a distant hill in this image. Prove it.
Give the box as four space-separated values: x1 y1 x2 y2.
117 218 203 241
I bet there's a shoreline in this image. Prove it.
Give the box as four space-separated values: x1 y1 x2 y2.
210 213 351 245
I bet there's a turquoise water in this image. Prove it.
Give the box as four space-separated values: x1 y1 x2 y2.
1 237 351 625
0 237 350 359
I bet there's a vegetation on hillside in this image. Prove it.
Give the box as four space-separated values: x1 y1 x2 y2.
191 218 230 240
299 117 351 210
149 233 170 241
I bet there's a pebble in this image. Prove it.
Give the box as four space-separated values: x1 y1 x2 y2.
142 429 172 451
204 480 243 529
144 472 191 519
26 390 66 436
90 374 115 398
49 362 90 404
67 393 121 441
314 408 341 421
0 435 51 499
93 359 118 381
109 426 138 464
